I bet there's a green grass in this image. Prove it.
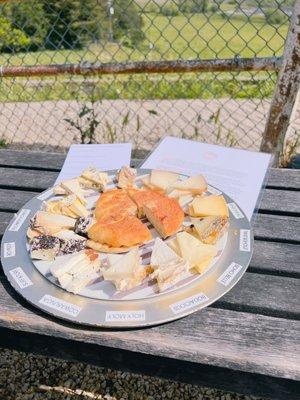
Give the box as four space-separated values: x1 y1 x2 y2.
0 12 288 102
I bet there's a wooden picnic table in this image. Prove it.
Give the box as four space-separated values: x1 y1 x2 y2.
0 149 299 399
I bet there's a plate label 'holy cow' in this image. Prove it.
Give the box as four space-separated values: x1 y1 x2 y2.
105 310 145 322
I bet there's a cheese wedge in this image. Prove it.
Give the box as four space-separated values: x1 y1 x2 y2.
30 235 61 261
45 194 89 218
167 189 191 198
31 211 76 235
117 166 136 189
57 251 101 294
81 166 109 191
178 194 194 207
103 248 149 291
171 175 207 194
140 175 161 191
50 251 87 278
190 195 229 218
167 237 181 256
54 229 86 255
150 238 189 291
192 216 229 245
104 249 139 280
151 237 180 266
150 170 179 191
176 231 217 273
53 185 67 195
60 178 86 205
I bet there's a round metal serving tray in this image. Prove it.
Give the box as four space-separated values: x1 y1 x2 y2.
1 169 253 328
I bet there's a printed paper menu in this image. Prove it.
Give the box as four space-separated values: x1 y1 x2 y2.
55 143 132 184
141 136 272 220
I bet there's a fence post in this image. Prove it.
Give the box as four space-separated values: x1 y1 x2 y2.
260 1 300 165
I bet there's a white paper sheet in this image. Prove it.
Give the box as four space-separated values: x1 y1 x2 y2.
55 143 132 184
141 136 272 220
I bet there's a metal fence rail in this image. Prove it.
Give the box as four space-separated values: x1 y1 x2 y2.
0 0 299 165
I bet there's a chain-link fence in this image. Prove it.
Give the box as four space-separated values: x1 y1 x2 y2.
0 0 299 162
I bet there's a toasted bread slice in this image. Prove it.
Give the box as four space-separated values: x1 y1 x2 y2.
127 188 165 218
144 197 184 238
88 214 152 248
94 188 137 221
86 240 136 253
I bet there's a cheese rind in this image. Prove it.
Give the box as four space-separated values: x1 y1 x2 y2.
192 216 229 244
190 195 229 218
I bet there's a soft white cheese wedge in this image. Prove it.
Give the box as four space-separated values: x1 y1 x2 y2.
81 166 109 191
54 251 101 293
150 238 189 292
32 211 76 235
104 248 139 281
50 251 87 278
65 272 99 294
176 231 217 273
60 178 86 205
45 194 88 218
103 248 149 291
117 166 136 189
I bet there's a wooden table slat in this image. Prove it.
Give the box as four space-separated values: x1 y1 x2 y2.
1 149 299 189
0 278 299 382
251 241 300 277
0 169 299 216
0 149 299 400
0 168 57 191
254 214 300 242
259 188 300 214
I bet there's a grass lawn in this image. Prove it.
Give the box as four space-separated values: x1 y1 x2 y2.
0 12 288 101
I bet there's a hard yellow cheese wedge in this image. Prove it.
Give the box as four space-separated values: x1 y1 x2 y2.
172 175 207 194
150 170 179 190
176 231 216 273
190 195 229 217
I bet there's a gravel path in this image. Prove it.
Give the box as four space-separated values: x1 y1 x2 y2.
1 98 299 153
0 348 266 400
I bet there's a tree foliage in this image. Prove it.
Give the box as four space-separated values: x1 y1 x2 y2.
0 0 144 52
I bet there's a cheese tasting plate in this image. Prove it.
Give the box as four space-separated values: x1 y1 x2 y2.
1 168 253 328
